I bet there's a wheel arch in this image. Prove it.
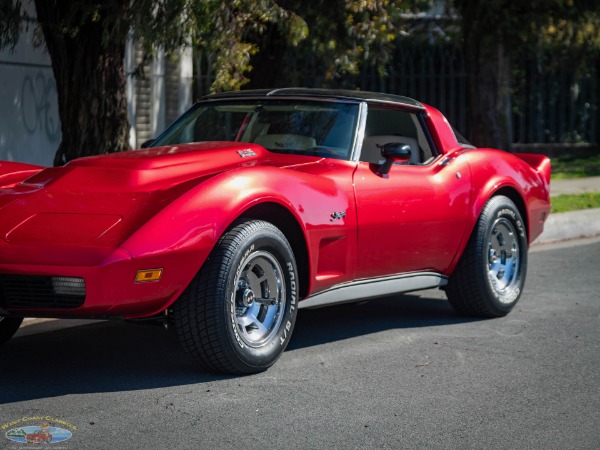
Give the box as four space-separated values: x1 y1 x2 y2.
448 182 530 275
240 202 310 298
492 186 529 242
466 149 545 247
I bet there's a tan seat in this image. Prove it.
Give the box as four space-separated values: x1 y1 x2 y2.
254 134 316 151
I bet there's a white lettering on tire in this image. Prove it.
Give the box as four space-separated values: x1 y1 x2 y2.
230 244 256 349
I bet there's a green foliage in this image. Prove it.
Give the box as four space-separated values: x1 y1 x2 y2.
279 0 408 81
129 0 416 91
551 192 600 213
0 0 22 50
180 1 308 91
551 153 600 179
2 0 599 93
454 0 600 60
0 0 309 93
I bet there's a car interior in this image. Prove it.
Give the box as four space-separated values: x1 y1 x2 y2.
359 107 435 165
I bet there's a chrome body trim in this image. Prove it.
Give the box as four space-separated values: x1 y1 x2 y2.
350 101 368 162
299 272 448 309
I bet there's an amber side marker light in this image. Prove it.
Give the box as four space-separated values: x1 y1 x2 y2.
135 269 163 283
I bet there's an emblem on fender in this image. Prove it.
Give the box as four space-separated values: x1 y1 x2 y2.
330 211 346 221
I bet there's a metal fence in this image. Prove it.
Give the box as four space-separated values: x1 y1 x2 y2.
194 42 599 146
512 55 598 145
350 44 468 137
358 42 599 146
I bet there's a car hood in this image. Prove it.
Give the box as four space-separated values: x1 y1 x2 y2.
65 141 292 184
0 142 325 265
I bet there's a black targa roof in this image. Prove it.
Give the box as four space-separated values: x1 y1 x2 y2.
204 88 425 111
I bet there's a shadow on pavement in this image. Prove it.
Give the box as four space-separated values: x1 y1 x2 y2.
0 321 225 404
288 292 478 350
0 291 477 404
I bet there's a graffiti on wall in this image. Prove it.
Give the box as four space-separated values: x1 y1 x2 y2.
20 72 60 142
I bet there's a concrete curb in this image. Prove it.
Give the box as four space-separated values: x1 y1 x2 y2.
532 208 600 246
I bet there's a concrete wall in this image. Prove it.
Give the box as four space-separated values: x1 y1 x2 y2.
0 12 60 167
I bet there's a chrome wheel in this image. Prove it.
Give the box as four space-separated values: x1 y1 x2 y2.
487 217 520 300
234 250 286 348
174 219 298 374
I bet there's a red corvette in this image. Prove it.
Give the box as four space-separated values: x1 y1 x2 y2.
0 89 551 373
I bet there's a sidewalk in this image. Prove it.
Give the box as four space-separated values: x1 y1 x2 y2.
533 176 600 245
549 176 600 196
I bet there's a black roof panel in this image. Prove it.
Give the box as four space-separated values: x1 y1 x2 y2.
204 88 424 110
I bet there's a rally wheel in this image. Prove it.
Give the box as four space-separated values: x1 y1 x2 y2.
446 195 528 317
174 219 298 374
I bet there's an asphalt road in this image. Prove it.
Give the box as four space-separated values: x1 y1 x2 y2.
1 237 599 449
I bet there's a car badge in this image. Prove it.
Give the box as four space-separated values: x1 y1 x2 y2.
237 149 257 158
330 211 346 221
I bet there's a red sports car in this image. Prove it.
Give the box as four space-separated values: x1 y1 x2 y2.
0 89 551 374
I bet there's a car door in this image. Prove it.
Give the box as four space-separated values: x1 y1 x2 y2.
353 107 472 279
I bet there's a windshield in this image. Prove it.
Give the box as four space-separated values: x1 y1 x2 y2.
151 100 360 160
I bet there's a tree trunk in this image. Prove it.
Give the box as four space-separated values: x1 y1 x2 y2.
458 1 513 150
34 1 130 166
463 42 512 150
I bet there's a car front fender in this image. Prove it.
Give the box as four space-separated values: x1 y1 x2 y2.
118 164 357 305
0 161 44 187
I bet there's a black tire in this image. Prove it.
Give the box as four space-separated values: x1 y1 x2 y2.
446 195 528 317
173 219 298 374
0 316 23 345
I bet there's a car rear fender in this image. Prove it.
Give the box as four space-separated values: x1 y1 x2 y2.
442 172 527 276
514 152 552 187
461 149 550 250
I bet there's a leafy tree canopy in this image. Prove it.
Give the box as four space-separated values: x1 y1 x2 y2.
279 0 403 79
0 0 22 50
454 0 600 56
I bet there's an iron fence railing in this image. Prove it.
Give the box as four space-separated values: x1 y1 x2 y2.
512 56 598 145
193 42 599 146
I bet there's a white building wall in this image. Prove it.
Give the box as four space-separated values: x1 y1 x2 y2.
151 49 167 138
126 34 138 150
179 46 194 116
0 3 60 166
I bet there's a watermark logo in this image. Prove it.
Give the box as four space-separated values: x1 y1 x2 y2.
3 417 76 445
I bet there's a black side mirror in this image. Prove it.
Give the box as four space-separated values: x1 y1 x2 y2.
377 143 411 177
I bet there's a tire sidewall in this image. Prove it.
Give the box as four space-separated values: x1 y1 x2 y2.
222 225 298 369
481 198 528 313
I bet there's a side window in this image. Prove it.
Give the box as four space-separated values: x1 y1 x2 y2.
360 107 435 165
